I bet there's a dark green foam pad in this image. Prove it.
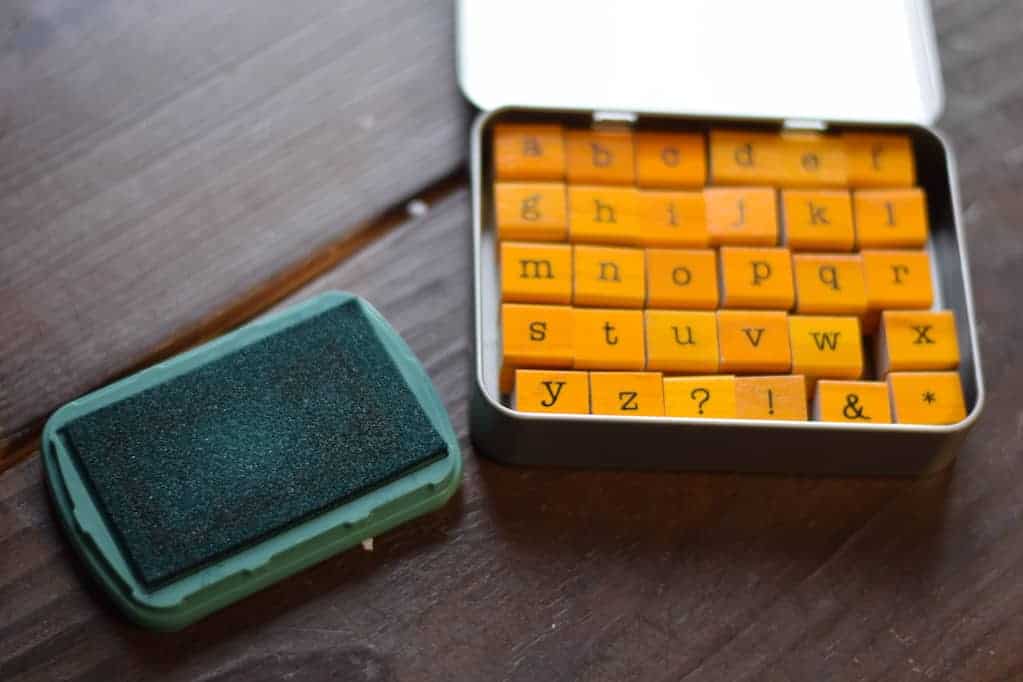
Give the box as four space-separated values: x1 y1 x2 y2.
62 298 446 587
42 291 461 629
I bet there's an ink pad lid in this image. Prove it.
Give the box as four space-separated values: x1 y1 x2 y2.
42 291 461 630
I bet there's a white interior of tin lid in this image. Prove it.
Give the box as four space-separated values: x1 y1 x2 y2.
457 0 944 125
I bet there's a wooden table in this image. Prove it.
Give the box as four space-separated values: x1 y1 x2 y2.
2 2 1022 679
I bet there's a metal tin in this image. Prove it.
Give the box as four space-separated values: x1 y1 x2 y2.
459 3 984 475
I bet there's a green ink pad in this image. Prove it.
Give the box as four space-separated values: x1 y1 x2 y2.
42 291 461 630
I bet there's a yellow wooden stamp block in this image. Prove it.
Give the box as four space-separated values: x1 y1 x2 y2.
843 132 916 188
573 245 646 308
777 132 848 188
501 303 574 370
862 250 934 311
644 310 719 373
717 310 792 373
635 132 706 188
573 308 645 370
664 375 737 418
636 191 709 247
514 370 590 415
569 186 639 245
495 183 567 242
735 375 808 421
590 372 665 416
876 310 960 375
501 242 572 305
565 128 635 185
720 246 795 310
788 315 864 394
645 248 719 309
793 254 867 315
813 380 892 424
853 188 929 248
705 187 779 246
709 130 784 185
888 371 967 425
782 190 855 252
493 123 565 181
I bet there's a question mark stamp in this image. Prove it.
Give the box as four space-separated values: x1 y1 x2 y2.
690 387 710 415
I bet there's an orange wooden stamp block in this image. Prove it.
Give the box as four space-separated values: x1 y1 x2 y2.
735 375 808 421
501 303 574 370
777 132 848 188
862 250 934 311
663 375 737 418
876 310 960 375
590 372 665 416
573 245 646 308
569 186 639 245
644 310 719 373
636 191 709 247
635 132 707 188
705 187 779 246
814 380 892 424
854 188 929 248
788 315 864 395
782 190 855 252
495 183 567 242
793 253 867 316
645 248 719 309
573 308 646 370
717 310 792 373
843 132 916 187
709 130 784 185
501 241 572 304
514 370 590 414
720 246 795 310
493 123 565 181
888 371 967 425
565 128 636 185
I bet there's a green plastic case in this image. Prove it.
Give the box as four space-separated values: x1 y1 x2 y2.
41 291 462 631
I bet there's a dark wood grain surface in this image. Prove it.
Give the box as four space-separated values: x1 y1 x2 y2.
0 0 467 454
4 0 1023 680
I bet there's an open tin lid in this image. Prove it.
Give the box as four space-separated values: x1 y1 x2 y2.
457 0 944 126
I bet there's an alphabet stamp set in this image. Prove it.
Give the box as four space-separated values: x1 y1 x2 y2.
492 123 966 425
462 5 981 473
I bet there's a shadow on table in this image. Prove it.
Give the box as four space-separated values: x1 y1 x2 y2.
45 449 954 679
46 484 468 680
473 453 953 568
